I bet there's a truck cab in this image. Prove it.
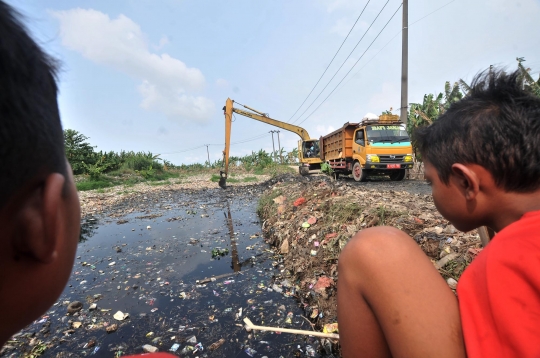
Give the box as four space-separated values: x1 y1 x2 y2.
352 122 413 181
321 113 414 182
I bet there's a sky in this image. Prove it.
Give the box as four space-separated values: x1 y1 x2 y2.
6 0 540 165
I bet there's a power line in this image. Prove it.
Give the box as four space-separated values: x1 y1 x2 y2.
141 1 459 159
161 131 271 156
336 0 459 106
290 0 391 124
409 0 456 26
160 144 207 155
286 0 371 122
296 3 403 126
292 0 458 124
229 133 269 145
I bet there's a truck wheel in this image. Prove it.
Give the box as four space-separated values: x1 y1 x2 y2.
352 162 367 182
299 166 309 176
390 169 406 181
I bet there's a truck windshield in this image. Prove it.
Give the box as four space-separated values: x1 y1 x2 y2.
366 125 410 144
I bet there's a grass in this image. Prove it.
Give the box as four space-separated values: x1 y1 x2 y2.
321 201 364 226
76 179 117 191
146 171 178 181
75 162 292 192
257 189 283 217
210 174 240 183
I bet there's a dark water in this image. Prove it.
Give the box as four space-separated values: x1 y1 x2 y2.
12 190 326 358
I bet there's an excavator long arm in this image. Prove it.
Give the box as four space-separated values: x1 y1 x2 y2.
230 107 312 141
219 98 312 188
219 98 234 188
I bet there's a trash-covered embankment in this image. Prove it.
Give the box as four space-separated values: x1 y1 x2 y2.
257 176 482 332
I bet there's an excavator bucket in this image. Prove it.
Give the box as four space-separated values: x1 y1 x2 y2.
218 171 227 189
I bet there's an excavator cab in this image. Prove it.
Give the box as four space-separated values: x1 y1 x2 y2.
301 140 320 159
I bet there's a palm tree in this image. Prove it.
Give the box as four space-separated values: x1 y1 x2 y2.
407 93 444 135
443 81 463 109
517 57 540 97
407 81 465 137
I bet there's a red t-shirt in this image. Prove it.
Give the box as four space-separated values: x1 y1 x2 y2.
458 210 540 357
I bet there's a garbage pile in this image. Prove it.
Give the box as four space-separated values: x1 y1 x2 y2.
258 178 482 331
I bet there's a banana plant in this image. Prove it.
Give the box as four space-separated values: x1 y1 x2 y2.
517 57 540 97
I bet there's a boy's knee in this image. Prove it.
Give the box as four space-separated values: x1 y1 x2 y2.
339 226 414 271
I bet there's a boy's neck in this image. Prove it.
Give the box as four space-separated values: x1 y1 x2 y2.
488 190 540 232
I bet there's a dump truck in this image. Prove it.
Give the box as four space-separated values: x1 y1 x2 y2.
320 113 414 181
219 98 322 188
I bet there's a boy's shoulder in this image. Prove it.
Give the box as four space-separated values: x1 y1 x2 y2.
458 209 540 357
469 209 540 269
490 209 540 250
460 209 540 287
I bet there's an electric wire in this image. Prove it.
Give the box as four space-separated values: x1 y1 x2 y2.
160 132 270 155
290 0 391 124
286 0 371 122
292 0 458 123
336 0 459 110
116 1 459 161
160 144 208 155
295 3 403 126
409 0 456 26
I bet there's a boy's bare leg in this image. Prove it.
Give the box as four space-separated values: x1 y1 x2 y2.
338 227 466 358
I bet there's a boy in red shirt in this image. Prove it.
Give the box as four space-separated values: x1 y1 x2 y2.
338 69 540 357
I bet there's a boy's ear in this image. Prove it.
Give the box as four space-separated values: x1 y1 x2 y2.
450 163 480 200
13 173 65 264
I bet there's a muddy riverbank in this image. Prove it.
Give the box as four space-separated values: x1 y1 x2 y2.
257 174 482 332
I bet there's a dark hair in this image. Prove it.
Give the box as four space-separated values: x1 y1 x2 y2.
0 1 66 206
414 68 540 192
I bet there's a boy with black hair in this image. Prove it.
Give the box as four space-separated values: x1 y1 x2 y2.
338 69 540 357
0 3 174 356
0 0 81 345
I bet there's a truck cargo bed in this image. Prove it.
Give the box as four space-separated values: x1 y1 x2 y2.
320 123 358 161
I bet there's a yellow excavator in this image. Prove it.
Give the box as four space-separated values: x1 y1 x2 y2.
219 98 322 188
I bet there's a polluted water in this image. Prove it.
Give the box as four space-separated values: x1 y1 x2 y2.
2 188 334 357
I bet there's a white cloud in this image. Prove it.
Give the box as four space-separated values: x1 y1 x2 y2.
325 0 361 13
330 17 368 37
315 125 335 135
368 82 399 114
154 35 170 50
215 78 229 88
52 8 214 123
488 0 540 15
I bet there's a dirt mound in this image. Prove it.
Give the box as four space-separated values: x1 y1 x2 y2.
257 177 482 331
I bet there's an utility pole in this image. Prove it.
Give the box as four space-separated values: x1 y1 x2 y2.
269 131 277 162
205 145 210 166
276 130 283 164
400 0 408 124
